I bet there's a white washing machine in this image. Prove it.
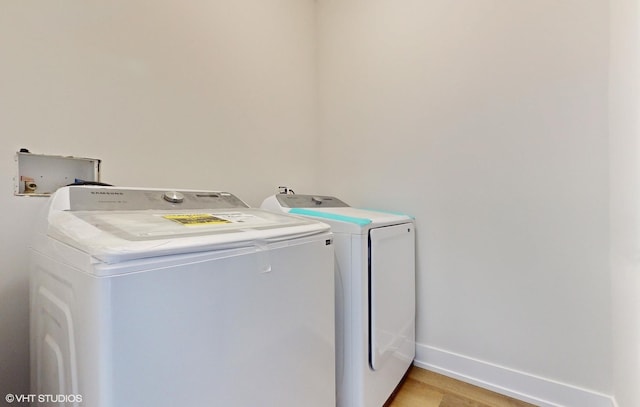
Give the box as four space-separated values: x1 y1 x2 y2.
262 194 415 407
30 186 336 407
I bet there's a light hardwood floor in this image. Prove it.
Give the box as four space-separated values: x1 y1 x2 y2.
387 366 538 407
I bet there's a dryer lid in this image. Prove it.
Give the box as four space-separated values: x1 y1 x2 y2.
261 194 414 234
288 207 413 234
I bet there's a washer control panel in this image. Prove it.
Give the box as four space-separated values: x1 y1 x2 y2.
276 194 349 208
67 187 249 211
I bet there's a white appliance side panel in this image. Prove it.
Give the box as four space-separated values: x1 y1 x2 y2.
333 233 355 407
30 249 112 407
107 235 335 407
368 224 416 393
350 235 369 407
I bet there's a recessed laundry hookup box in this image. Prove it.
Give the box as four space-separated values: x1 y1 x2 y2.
14 150 101 196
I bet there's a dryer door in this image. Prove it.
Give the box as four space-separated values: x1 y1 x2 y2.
369 223 415 371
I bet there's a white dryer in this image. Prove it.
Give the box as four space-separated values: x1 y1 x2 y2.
30 186 336 407
262 194 415 407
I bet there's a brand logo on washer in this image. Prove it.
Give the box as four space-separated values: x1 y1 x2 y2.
90 191 124 196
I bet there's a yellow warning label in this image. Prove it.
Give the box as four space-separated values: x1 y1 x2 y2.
163 214 232 226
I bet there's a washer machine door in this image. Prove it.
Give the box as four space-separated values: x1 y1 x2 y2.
369 223 416 370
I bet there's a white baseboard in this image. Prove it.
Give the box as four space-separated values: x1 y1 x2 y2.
414 343 616 407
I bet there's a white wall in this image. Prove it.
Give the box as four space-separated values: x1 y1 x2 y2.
610 0 640 406
317 0 612 405
0 0 318 397
1 1 633 405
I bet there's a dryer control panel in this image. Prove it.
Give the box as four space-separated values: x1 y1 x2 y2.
66 187 249 211
275 194 349 208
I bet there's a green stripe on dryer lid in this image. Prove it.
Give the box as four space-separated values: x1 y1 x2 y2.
361 208 416 220
289 208 372 226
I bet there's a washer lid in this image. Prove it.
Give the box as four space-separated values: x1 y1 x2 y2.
43 187 330 264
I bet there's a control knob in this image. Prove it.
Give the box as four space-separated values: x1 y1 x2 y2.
163 191 184 203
